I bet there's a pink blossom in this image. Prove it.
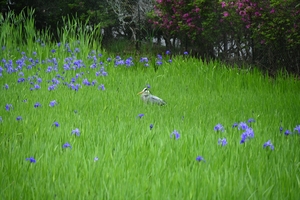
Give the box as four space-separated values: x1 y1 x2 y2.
255 12 261 17
246 24 251 29
183 13 189 18
223 11 229 17
187 18 193 23
260 40 265 44
238 2 244 9
195 7 200 12
221 1 226 8
239 10 247 16
270 8 275 13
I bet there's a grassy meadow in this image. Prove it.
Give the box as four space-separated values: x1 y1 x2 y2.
0 11 300 199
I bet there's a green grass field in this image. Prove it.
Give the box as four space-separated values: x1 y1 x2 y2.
0 11 300 199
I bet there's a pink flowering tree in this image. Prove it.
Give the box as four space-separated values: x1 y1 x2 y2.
149 0 220 56
221 0 300 71
150 0 300 72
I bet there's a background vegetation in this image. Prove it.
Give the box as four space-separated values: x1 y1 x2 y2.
0 10 300 199
1 0 299 74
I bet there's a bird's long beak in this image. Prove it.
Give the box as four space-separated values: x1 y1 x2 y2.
137 91 143 95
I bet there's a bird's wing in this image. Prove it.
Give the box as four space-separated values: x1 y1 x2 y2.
150 95 166 105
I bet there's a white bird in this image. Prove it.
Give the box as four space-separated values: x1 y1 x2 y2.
137 88 166 106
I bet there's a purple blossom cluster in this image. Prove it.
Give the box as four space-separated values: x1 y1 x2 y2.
156 54 163 66
212 120 300 153
140 57 149 67
114 56 134 67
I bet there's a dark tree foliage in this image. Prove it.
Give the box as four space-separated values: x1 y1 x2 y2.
1 0 117 42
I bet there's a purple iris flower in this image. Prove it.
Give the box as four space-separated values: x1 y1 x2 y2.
232 122 238 128
98 84 105 91
140 57 149 63
34 102 41 108
34 84 41 90
294 125 300 134
170 130 180 139
17 78 25 83
71 128 80 136
26 157 36 163
247 118 255 123
196 156 205 162
263 140 274 150
83 78 91 86
53 122 59 127
5 104 13 111
238 122 248 130
218 138 227 146
214 124 224 132
284 130 291 136
156 60 162 66
279 126 283 132
240 127 254 143
138 114 144 118
150 124 153 130
62 142 72 149
49 100 57 107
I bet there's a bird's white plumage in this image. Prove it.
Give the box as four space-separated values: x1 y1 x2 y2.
138 88 166 106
